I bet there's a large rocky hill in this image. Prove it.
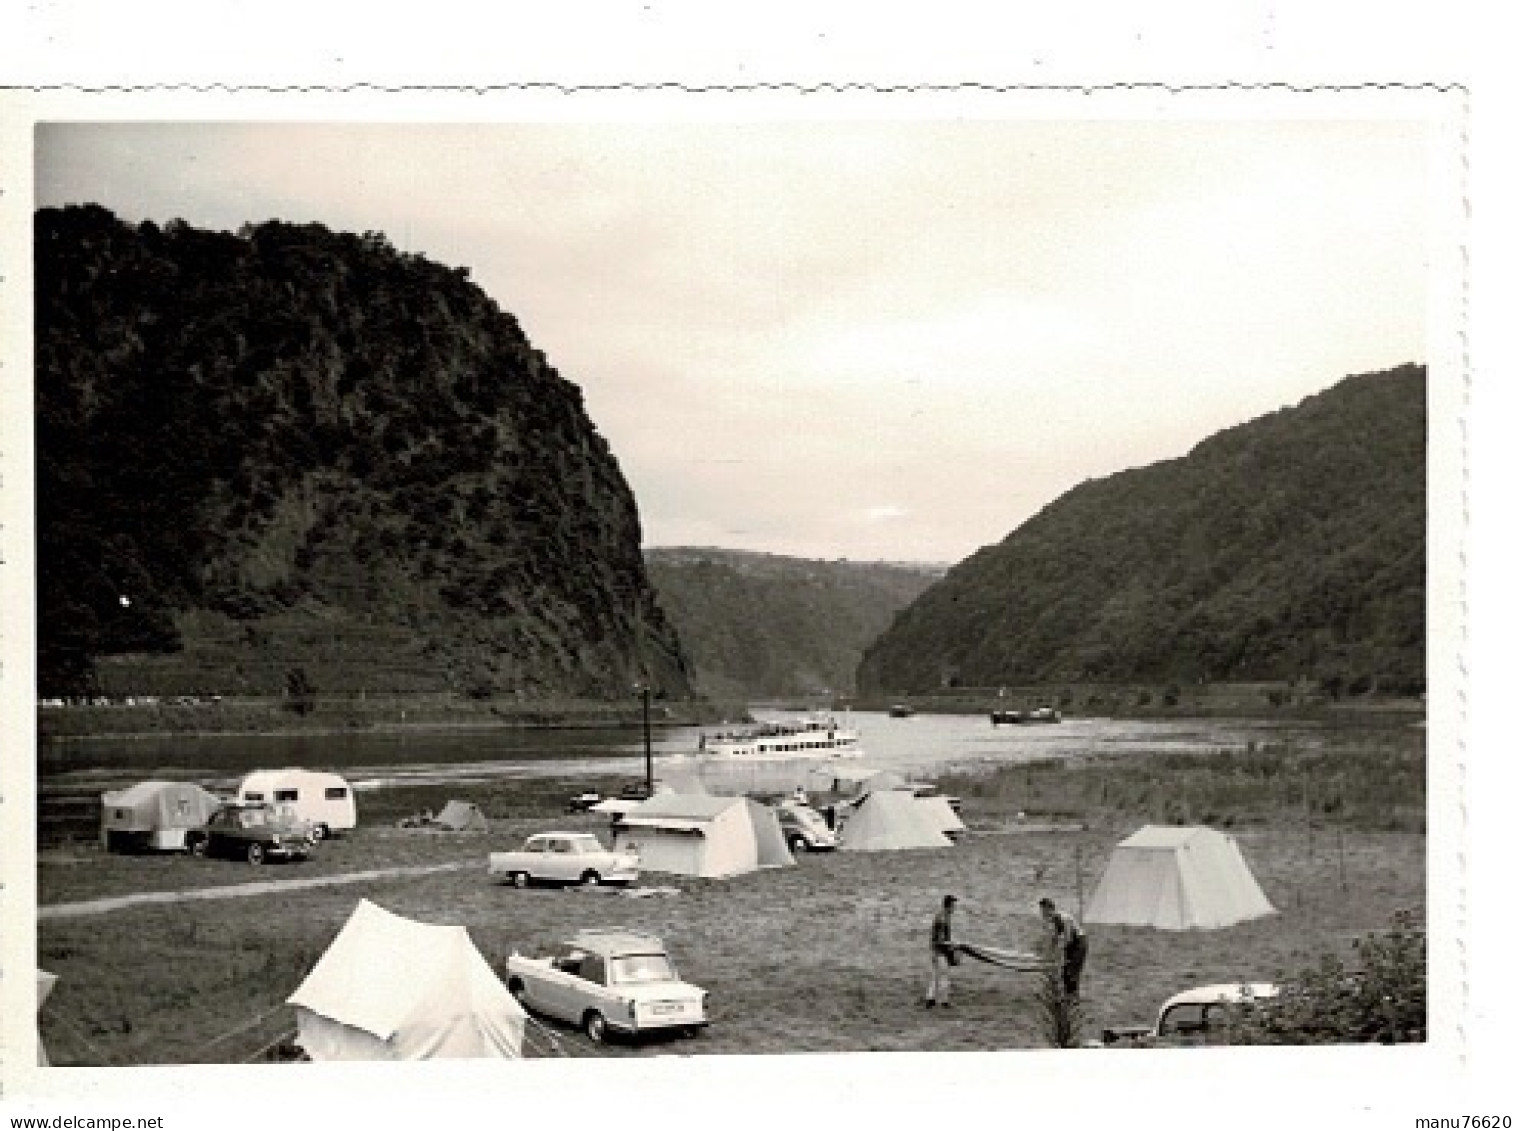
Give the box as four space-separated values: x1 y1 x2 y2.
644 548 942 700
35 205 692 700
857 364 1426 695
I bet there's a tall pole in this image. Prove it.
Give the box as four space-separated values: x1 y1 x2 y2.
641 684 654 797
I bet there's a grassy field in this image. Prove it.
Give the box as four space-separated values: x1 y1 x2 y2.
36 736 1426 1065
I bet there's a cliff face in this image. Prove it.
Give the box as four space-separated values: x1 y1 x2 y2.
858 364 1426 694
36 205 692 699
644 548 942 699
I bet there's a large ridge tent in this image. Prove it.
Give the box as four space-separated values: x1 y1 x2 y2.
1084 825 1276 930
37 970 58 1066
100 780 222 851
837 789 953 851
433 800 489 832
612 794 794 878
655 759 710 796
288 899 526 1060
916 794 966 837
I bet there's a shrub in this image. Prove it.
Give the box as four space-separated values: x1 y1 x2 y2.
1229 909 1426 1045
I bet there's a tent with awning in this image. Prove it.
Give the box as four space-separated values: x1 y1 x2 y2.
612 794 794 878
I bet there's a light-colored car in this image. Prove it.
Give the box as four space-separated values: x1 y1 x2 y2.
774 801 837 852
488 831 640 888
505 928 708 1043
1102 982 1281 1047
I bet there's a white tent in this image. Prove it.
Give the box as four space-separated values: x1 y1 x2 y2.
1084 825 1277 930
434 800 489 832
612 794 795 878
837 790 953 851
37 970 58 1067
656 759 710 796
100 780 222 851
288 899 526 1060
916 794 966 836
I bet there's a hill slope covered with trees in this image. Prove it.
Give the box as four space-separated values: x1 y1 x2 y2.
644 548 942 699
857 365 1425 695
36 205 692 701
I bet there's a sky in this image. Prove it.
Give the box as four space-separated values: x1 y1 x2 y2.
35 119 1436 564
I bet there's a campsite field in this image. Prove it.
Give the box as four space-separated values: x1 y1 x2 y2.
36 747 1426 1064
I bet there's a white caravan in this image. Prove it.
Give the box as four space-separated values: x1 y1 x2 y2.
238 768 357 839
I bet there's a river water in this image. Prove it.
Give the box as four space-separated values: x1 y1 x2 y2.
39 708 1411 831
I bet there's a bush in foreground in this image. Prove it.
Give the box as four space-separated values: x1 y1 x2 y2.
1228 909 1426 1045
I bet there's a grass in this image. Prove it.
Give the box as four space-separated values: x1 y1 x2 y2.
36 732 1426 1065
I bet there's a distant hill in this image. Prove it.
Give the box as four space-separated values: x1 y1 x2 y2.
645 548 943 699
858 364 1426 694
35 205 692 700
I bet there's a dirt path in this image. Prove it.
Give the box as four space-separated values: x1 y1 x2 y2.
37 860 476 920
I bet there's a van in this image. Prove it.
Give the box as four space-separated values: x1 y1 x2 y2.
237 768 357 839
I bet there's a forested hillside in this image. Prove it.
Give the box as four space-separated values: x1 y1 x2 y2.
645 548 942 699
858 365 1425 695
36 205 692 700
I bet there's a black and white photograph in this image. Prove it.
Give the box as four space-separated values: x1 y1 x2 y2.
0 53 1497 1127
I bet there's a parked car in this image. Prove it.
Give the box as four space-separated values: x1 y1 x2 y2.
1102 982 1281 1047
185 802 316 865
774 801 837 852
565 790 604 813
488 831 640 888
505 928 708 1043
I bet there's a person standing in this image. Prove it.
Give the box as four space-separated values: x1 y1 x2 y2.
924 894 959 1008
1038 896 1087 999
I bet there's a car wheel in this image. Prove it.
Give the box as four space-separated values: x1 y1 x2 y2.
584 1011 608 1044
310 823 329 842
511 871 530 889
580 870 602 887
187 836 207 857
681 1025 702 1039
789 835 809 854
247 842 266 865
507 979 526 1003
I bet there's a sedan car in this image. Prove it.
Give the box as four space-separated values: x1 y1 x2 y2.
185 803 316 865
774 801 837 852
505 929 708 1043
1102 982 1281 1047
488 831 640 887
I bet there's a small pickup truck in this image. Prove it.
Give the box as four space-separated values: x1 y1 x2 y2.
488 831 640 888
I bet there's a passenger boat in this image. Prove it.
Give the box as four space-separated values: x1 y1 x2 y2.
697 714 863 760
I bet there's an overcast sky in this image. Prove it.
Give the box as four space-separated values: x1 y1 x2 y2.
35 119 1434 564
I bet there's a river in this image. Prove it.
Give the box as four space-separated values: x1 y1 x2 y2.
38 708 1416 841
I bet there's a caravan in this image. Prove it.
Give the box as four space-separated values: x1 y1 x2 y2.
238 769 357 839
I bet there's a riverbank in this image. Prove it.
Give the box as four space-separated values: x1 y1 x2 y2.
35 725 1426 1064
37 693 750 740
848 683 1426 723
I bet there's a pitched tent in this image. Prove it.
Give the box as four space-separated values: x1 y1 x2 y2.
854 770 908 796
100 780 222 851
612 794 795 878
37 970 58 1067
434 800 489 832
288 899 526 1060
916 794 966 836
837 789 953 851
807 764 888 794
1084 825 1276 930
656 759 710 796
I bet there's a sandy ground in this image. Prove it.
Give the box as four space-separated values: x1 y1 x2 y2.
36 810 1424 1064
